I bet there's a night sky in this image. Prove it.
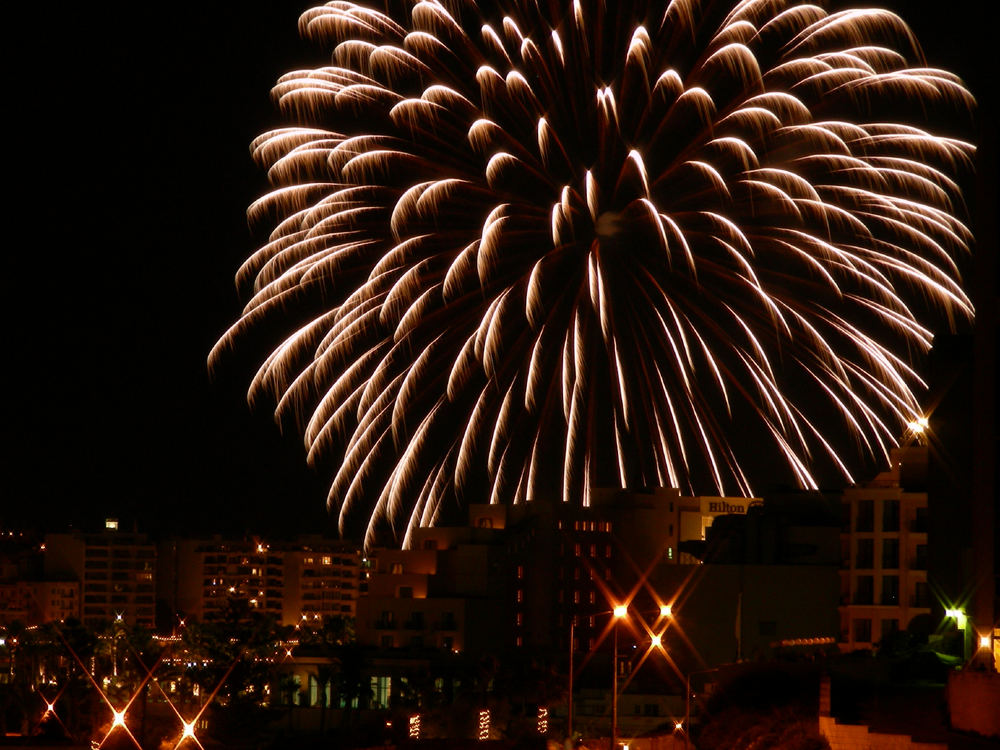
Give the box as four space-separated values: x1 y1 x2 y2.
4 1 995 540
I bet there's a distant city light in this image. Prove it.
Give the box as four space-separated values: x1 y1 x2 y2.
477 709 490 740
409 715 421 739
675 721 683 731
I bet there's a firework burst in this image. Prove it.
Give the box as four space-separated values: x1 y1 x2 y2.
213 0 974 547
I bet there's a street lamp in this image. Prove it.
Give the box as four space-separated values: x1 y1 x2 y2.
611 605 628 750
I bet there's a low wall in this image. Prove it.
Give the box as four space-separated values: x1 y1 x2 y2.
946 670 1000 739
819 716 946 750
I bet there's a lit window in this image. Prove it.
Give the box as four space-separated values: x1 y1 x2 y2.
516 589 524 603
322 556 332 566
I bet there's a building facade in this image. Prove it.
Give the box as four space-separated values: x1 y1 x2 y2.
43 520 156 628
839 446 931 651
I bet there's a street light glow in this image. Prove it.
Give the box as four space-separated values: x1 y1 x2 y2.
112 710 126 728
980 635 991 649
182 721 196 739
613 605 628 618
660 604 672 617
651 634 662 647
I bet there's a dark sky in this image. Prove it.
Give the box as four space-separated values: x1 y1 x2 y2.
4 1 995 539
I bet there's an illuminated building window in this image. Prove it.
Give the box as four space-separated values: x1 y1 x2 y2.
574 544 581 557
588 615 595 628
516 612 523 626
516 589 523 603
588 591 595 604
667 547 674 560
573 591 580 604
391 562 403 574
589 544 596 557
322 556 332 565
604 545 611 558
517 565 524 579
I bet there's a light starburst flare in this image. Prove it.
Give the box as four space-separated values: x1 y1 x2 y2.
213 0 975 548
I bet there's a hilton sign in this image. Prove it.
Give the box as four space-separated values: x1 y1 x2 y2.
702 498 755 514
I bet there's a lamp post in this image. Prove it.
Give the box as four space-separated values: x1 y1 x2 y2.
568 619 574 743
611 605 627 750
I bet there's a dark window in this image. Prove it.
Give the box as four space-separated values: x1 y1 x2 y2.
913 506 928 532
856 539 874 569
855 576 874 604
856 500 874 531
881 575 899 605
882 500 900 532
914 581 930 607
915 544 928 570
882 539 899 569
853 618 872 643
880 619 899 641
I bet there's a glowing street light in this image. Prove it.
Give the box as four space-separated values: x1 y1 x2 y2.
979 635 991 650
112 710 127 728
651 634 662 648
612 605 628 750
182 721 196 740
660 604 672 618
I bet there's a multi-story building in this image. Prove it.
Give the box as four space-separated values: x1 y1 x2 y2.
355 504 509 653
43 519 156 628
158 535 363 627
158 537 284 624
838 445 931 651
286 538 363 622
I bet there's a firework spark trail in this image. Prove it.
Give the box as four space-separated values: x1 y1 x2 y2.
213 0 974 548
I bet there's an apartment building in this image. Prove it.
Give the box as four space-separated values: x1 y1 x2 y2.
839 445 931 650
44 519 156 628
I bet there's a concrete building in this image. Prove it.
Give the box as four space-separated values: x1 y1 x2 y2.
838 445 931 651
355 504 509 653
157 535 363 627
43 519 156 628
